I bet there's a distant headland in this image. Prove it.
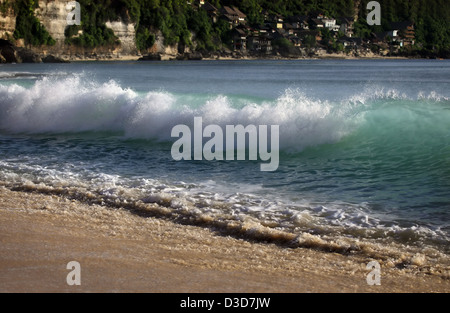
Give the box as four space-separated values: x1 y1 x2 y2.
1 0 448 63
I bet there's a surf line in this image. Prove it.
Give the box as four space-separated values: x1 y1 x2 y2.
171 117 279 172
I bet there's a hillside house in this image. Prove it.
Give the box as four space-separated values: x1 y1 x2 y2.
323 18 340 32
233 7 247 24
338 36 362 48
288 35 302 47
311 19 324 29
231 27 247 51
338 17 354 37
286 15 310 30
220 6 247 28
390 21 415 46
202 1 219 23
248 34 272 54
373 21 415 48
284 23 296 35
266 14 284 29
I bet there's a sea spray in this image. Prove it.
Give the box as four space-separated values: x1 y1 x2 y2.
0 75 357 151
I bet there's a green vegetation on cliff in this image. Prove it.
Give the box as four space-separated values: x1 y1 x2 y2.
354 0 450 55
64 0 121 48
124 0 230 51
217 0 449 55
3 0 449 56
0 0 11 16
12 0 55 46
101 0 449 56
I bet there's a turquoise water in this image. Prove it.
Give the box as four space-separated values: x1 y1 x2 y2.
0 60 449 252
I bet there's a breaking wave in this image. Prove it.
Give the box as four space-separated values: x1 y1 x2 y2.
1 74 449 154
1 72 449 276
0 74 362 150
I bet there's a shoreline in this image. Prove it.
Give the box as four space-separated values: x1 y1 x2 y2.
1 185 449 293
65 54 415 62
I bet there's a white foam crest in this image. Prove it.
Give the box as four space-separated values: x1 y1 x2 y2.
140 88 359 151
0 75 139 133
125 91 179 140
1 78 360 150
348 85 450 105
269 89 355 150
417 90 450 102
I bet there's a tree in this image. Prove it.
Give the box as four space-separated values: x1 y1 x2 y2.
56 0 449 57
13 0 55 46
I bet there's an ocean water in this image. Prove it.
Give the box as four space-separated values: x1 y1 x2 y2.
0 59 449 259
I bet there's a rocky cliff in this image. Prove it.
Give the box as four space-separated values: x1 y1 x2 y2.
0 0 139 60
0 1 15 40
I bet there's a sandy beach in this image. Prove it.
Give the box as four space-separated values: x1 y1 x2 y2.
0 186 448 293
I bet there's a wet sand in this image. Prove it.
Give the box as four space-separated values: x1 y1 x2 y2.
0 186 448 293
